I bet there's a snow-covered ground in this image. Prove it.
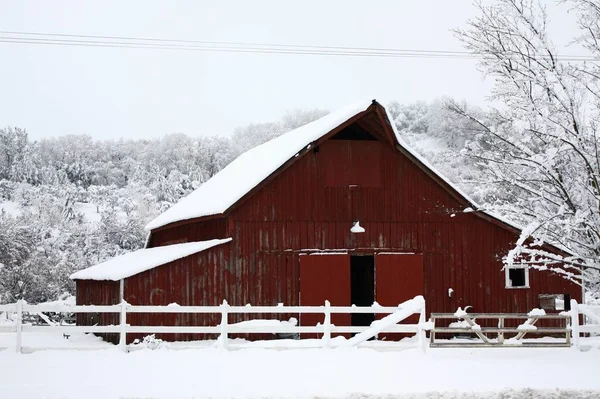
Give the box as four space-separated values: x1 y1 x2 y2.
0 336 599 398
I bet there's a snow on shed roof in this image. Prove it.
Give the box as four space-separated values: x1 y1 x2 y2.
145 99 374 230
70 238 232 281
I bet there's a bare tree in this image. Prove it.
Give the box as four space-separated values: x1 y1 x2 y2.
452 0 600 288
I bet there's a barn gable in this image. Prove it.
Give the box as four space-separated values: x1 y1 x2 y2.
146 100 522 239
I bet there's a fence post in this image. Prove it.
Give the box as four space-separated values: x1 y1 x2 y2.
570 299 580 351
15 300 23 354
219 300 229 350
418 301 427 352
323 300 331 349
118 299 127 352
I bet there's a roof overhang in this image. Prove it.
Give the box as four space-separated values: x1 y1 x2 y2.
71 238 232 281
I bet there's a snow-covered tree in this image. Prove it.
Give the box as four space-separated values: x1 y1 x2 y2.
281 108 329 131
0 107 332 303
0 127 27 180
452 0 600 288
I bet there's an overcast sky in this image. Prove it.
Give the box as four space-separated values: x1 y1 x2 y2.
0 1 583 140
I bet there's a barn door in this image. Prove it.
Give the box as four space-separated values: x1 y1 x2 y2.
375 253 424 340
299 253 350 336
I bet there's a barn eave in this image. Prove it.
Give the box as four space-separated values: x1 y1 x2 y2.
71 238 232 281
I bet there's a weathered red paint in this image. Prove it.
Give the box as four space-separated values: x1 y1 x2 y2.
375 253 424 340
375 253 424 306
148 217 228 247
299 253 351 337
75 280 120 343
76 104 581 343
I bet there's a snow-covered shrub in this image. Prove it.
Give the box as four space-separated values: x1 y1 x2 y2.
134 334 167 350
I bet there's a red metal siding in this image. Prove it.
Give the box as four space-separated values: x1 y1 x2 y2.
123 245 230 342
320 140 381 188
123 243 299 342
148 217 228 247
75 280 120 344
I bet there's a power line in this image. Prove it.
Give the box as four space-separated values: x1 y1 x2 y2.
0 30 598 62
0 38 478 59
0 31 479 58
0 30 474 55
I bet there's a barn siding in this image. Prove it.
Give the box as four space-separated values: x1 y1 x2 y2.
75 280 120 344
121 243 297 342
148 217 228 247
122 246 225 342
225 137 580 316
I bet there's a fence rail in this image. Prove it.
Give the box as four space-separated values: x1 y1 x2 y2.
427 300 600 349
0 296 427 353
3 297 597 353
429 312 572 348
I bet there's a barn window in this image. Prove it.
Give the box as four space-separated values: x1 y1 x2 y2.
505 267 529 288
538 294 566 311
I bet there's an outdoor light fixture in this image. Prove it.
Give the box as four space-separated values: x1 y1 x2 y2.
351 221 365 233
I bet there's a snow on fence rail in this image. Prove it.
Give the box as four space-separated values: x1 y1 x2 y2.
0 296 427 353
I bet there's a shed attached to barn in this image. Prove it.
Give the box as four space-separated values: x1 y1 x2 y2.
72 99 580 342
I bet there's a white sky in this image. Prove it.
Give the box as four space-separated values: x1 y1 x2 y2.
0 0 583 140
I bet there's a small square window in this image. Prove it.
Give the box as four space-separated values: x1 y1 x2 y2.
505 267 529 288
539 294 568 311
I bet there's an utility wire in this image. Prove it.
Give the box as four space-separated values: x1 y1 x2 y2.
0 30 598 61
0 38 479 59
0 30 475 55
0 32 480 58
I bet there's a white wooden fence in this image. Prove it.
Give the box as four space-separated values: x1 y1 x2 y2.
0 295 427 353
570 299 600 350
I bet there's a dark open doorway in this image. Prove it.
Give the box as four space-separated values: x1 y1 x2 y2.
350 255 375 327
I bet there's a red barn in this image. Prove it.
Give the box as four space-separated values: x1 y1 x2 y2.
72 100 580 342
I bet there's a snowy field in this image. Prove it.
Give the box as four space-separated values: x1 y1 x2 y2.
1 336 600 399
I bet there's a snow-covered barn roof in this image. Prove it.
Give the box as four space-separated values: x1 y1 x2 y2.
70 238 232 281
145 99 523 235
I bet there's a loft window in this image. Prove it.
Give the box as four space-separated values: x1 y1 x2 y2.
505 267 529 289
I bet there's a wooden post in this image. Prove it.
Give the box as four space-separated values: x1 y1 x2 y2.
430 316 436 346
118 299 127 352
418 301 427 352
323 300 331 349
118 279 127 352
498 317 505 345
219 300 229 350
15 300 23 354
570 299 580 351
